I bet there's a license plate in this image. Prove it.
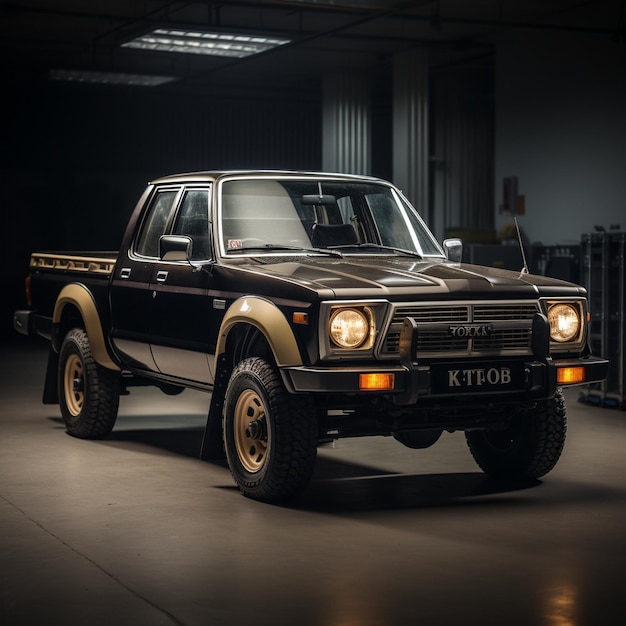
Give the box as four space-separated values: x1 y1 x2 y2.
431 361 525 394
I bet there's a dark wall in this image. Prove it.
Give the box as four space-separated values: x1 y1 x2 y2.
2 78 322 337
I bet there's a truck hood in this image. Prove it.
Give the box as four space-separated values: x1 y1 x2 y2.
237 257 584 299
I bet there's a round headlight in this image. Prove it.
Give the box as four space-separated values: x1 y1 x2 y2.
329 308 370 349
548 303 581 342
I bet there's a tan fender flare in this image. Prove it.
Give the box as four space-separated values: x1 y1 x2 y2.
215 296 303 370
53 284 120 371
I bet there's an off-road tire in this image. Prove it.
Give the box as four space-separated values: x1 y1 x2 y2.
223 357 318 502
465 389 567 480
58 328 120 439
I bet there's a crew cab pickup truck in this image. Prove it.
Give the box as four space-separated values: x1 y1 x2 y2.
14 170 609 502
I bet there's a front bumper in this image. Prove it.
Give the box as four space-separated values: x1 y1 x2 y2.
283 355 609 404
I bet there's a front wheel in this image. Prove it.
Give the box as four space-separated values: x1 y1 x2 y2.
465 389 567 480
58 328 120 439
223 357 318 502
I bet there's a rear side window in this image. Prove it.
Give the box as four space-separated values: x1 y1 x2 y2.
135 190 179 258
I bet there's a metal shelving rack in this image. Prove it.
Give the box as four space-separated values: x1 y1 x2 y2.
580 232 625 409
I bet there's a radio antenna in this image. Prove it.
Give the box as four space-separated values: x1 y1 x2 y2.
514 217 529 275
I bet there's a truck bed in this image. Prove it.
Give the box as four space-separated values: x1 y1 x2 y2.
26 252 119 335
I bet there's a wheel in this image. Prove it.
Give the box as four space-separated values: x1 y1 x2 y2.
223 357 318 502
58 328 120 439
465 389 567 480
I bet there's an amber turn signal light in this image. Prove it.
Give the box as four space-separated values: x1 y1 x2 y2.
557 367 586 384
292 312 308 325
359 373 395 391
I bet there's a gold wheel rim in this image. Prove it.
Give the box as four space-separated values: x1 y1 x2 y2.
233 389 268 473
64 354 84 417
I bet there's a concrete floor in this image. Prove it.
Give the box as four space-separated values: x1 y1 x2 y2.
1 337 625 626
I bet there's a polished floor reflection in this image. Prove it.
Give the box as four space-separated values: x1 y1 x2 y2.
1 339 625 625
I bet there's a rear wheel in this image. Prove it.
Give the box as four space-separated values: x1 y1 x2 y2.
58 328 120 439
465 389 567 480
223 357 318 502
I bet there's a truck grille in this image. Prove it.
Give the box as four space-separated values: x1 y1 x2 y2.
380 302 539 358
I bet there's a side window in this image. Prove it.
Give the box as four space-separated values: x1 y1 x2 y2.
135 190 179 258
172 189 210 261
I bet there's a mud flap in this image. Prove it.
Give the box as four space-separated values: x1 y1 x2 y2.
42 347 60 405
200 353 229 460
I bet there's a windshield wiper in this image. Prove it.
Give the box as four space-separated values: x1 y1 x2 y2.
229 244 343 257
329 243 423 258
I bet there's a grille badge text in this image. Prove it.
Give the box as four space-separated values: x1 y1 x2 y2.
448 324 495 338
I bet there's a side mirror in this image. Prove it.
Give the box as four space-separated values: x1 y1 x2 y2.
443 238 463 263
159 235 192 261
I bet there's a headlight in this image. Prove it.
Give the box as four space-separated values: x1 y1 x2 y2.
547 303 582 342
329 308 371 349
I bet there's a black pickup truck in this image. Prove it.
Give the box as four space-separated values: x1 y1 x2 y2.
14 170 608 502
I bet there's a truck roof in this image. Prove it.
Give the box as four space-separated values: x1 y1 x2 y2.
149 170 387 186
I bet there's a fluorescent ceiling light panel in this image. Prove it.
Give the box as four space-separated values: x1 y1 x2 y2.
283 0 387 7
49 69 176 86
122 28 291 58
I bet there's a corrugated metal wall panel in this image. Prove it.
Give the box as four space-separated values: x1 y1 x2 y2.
5 83 322 250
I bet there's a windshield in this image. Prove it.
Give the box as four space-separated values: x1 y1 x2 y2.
218 177 443 258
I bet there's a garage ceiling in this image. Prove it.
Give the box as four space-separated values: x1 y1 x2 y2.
2 1 623 96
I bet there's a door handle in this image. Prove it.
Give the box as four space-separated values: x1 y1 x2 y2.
156 271 169 283
119 267 131 279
